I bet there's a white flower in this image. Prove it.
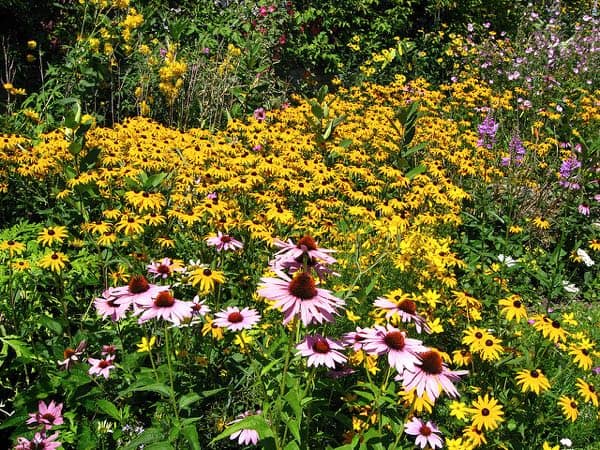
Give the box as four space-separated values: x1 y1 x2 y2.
562 281 580 294
560 438 572 448
576 248 595 267
498 254 517 267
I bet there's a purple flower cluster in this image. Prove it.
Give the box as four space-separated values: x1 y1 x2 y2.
477 114 498 149
14 401 64 449
501 135 526 166
558 154 582 190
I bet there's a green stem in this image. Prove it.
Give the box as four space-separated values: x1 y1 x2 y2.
163 323 180 423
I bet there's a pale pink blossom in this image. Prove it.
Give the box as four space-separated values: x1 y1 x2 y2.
296 335 347 368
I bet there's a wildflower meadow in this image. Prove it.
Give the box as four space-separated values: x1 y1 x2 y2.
0 1 599 449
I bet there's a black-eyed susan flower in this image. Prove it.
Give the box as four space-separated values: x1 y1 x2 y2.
462 424 487 447
557 396 578 422
201 315 224 340
515 369 551 395
449 400 470 421
498 295 528 322
11 258 30 271
188 266 225 294
452 349 472 367
462 326 490 353
97 231 117 247
478 335 503 362
569 346 594 371
38 251 69 272
37 226 68 247
115 214 146 235
468 394 504 431
575 378 598 407
0 239 26 256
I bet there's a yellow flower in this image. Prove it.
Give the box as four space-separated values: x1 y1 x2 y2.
532 217 551 230
37 226 69 247
115 214 146 235
468 394 504 431
27 40 37 49
477 335 503 361
542 442 559 450
569 346 593 371
38 251 69 272
515 369 551 395
557 395 578 422
188 266 225 294
12 259 30 271
345 309 361 323
233 331 253 352
449 400 470 421
575 378 599 406
452 349 472 367
0 240 26 256
137 336 157 353
201 315 224 340
427 317 444 333
498 295 528 322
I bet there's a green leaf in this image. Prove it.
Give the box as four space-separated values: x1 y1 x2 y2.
38 315 63 334
339 138 353 148
181 425 202 450
96 399 122 423
120 428 165 450
211 415 274 444
145 442 175 450
178 392 201 410
120 382 172 398
0 336 36 360
311 103 324 120
405 164 427 180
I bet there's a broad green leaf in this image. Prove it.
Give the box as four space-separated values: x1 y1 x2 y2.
211 415 273 443
405 164 427 180
96 399 122 423
120 428 165 450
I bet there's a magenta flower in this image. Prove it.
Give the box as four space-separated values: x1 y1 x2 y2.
228 411 261 446
135 290 192 325
26 400 63 430
404 417 443 449
402 350 468 401
257 270 345 326
373 297 429 333
111 275 166 310
15 432 61 450
253 107 266 122
190 295 210 317
88 356 116 379
578 203 590 216
147 258 184 279
94 288 130 321
342 327 370 351
362 325 426 373
101 345 117 357
58 340 86 370
271 235 337 268
206 232 244 252
296 335 347 368
214 306 260 331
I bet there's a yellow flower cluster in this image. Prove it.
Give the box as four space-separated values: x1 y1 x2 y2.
158 48 187 105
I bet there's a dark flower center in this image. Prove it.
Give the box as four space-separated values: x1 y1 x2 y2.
419 425 432 436
570 401 577 408
203 268 212 276
297 235 317 251
128 217 135 223
128 275 150 294
48 229 56 236
384 331 405 350
552 320 561 329
589 384 595 393
418 350 443 374
221 235 232 243
485 339 494 347
228 312 243 323
288 272 317 300
41 413 56 422
154 291 175 307
530 370 539 377
475 332 483 339
51 253 59 260
312 338 330 354
7 240 14 245
513 300 522 308
99 360 111 369
157 264 170 274
582 349 589 356
64 348 75 359
481 408 490 416
398 299 417 315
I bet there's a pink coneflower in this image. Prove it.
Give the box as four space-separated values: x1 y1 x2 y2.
111 275 166 309
58 340 86 370
362 325 426 373
272 235 337 268
228 411 261 446
94 288 129 321
190 295 210 317
15 432 61 450
342 327 370 351
136 290 192 325
101 345 116 356
147 257 184 279
404 417 443 449
253 107 266 122
257 270 345 326
296 335 347 368
214 306 260 331
206 231 244 252
402 350 468 400
26 400 63 430
578 203 590 216
373 297 429 333
88 356 115 379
